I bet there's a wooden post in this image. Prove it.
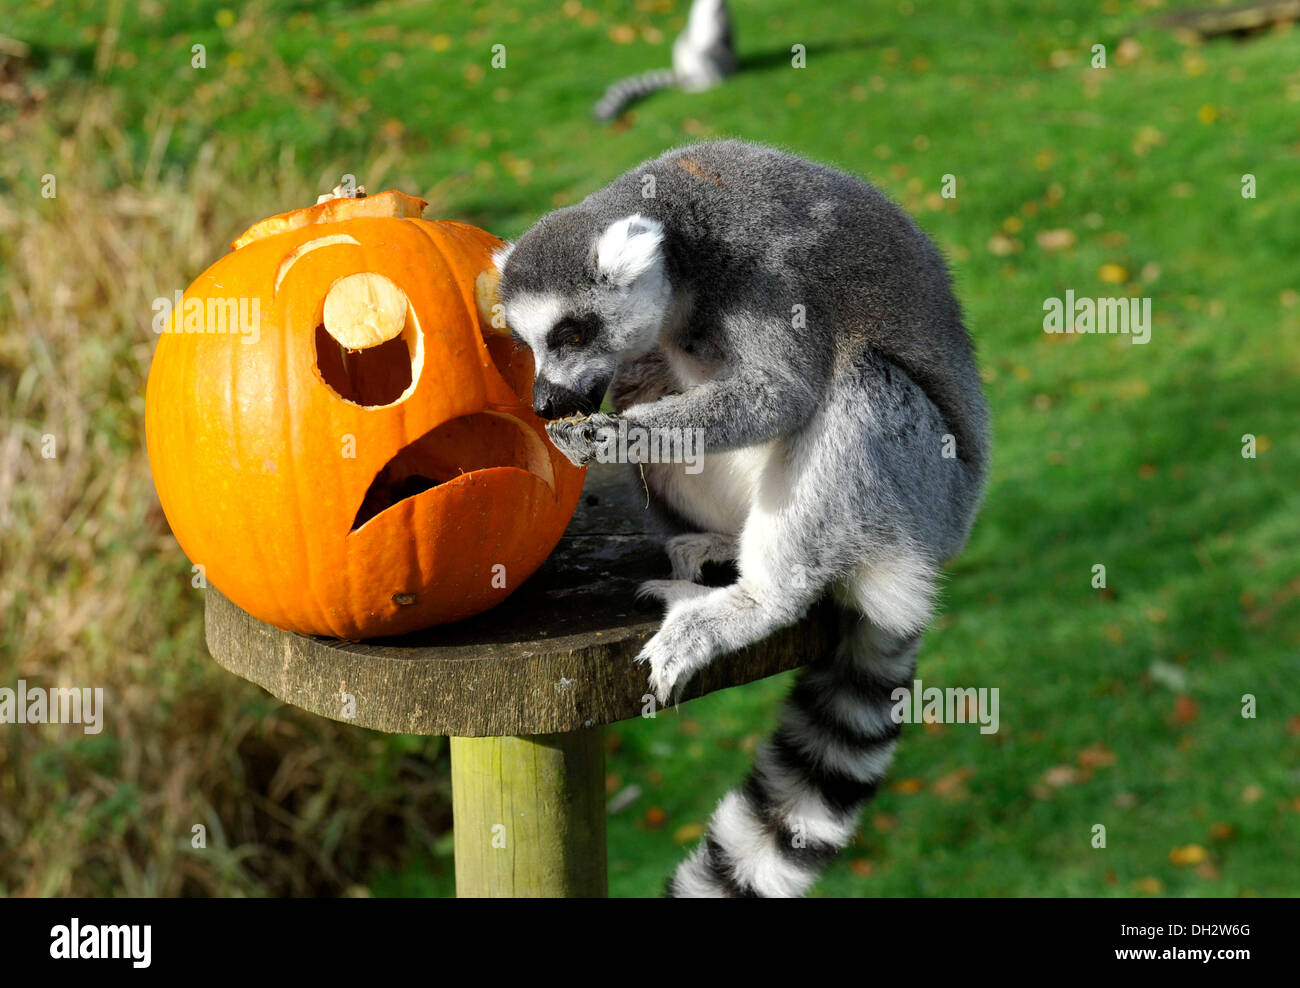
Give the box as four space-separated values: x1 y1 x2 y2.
450 729 608 897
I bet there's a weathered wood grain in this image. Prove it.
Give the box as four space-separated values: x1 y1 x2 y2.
451 731 607 897
205 461 836 737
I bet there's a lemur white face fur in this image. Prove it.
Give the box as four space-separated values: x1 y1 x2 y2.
495 213 670 419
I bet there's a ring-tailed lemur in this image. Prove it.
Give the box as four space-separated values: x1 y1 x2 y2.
494 140 990 898
593 0 736 121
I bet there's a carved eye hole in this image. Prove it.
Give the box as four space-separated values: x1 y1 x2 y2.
315 272 423 408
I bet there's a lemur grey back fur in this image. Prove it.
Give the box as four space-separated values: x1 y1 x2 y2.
593 0 736 122
495 140 990 897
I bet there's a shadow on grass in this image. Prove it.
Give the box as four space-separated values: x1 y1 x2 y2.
737 37 888 73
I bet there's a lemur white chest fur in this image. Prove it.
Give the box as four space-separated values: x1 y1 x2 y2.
646 343 777 535
643 444 776 535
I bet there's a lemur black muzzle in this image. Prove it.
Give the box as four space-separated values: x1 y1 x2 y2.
532 378 605 420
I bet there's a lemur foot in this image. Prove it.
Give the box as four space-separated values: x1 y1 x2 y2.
544 413 619 467
636 579 713 608
634 597 718 706
664 532 738 582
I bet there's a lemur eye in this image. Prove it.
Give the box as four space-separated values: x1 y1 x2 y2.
547 317 589 351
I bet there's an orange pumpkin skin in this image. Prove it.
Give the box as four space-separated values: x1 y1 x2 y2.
145 198 585 638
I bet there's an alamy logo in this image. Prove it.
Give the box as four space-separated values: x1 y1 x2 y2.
595 419 705 474
50 918 151 968
152 291 261 345
0 680 103 734
1043 290 1151 344
890 679 1000 734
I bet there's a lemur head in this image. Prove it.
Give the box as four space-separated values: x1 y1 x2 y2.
495 210 669 420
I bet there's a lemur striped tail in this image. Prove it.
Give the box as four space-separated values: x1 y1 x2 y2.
666 612 920 897
593 68 678 121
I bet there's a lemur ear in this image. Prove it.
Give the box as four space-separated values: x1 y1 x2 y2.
595 214 664 288
492 241 515 272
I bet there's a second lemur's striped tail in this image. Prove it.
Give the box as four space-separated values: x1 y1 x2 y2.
666 611 921 897
592 68 678 121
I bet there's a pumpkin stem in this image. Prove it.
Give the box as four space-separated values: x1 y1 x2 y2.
317 182 368 204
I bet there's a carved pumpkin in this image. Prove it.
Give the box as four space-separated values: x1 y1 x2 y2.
145 191 584 638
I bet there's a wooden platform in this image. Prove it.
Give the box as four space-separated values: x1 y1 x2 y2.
205 462 835 737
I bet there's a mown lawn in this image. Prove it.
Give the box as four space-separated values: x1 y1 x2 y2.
1 0 1296 897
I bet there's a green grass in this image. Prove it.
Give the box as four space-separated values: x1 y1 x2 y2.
2 0 1297 897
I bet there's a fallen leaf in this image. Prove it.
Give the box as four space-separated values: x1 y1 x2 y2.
893 777 925 795
1098 263 1128 284
1043 764 1079 787
673 823 705 844
1169 844 1208 866
988 233 1021 256
1133 876 1164 894
1077 744 1116 769
1036 228 1077 251
644 806 666 828
1209 822 1236 842
1240 784 1263 804
849 858 875 877
1172 694 1200 725
932 766 975 798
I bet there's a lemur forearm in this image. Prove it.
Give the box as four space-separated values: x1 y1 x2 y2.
621 365 818 453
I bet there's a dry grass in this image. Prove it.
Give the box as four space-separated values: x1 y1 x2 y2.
0 81 451 896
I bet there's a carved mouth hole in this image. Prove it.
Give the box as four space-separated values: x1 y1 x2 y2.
351 411 554 531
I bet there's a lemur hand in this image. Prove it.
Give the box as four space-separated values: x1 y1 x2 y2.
544 412 619 467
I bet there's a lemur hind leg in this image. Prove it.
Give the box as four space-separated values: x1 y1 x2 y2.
636 579 714 609
637 363 971 706
664 531 738 581
636 439 842 704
